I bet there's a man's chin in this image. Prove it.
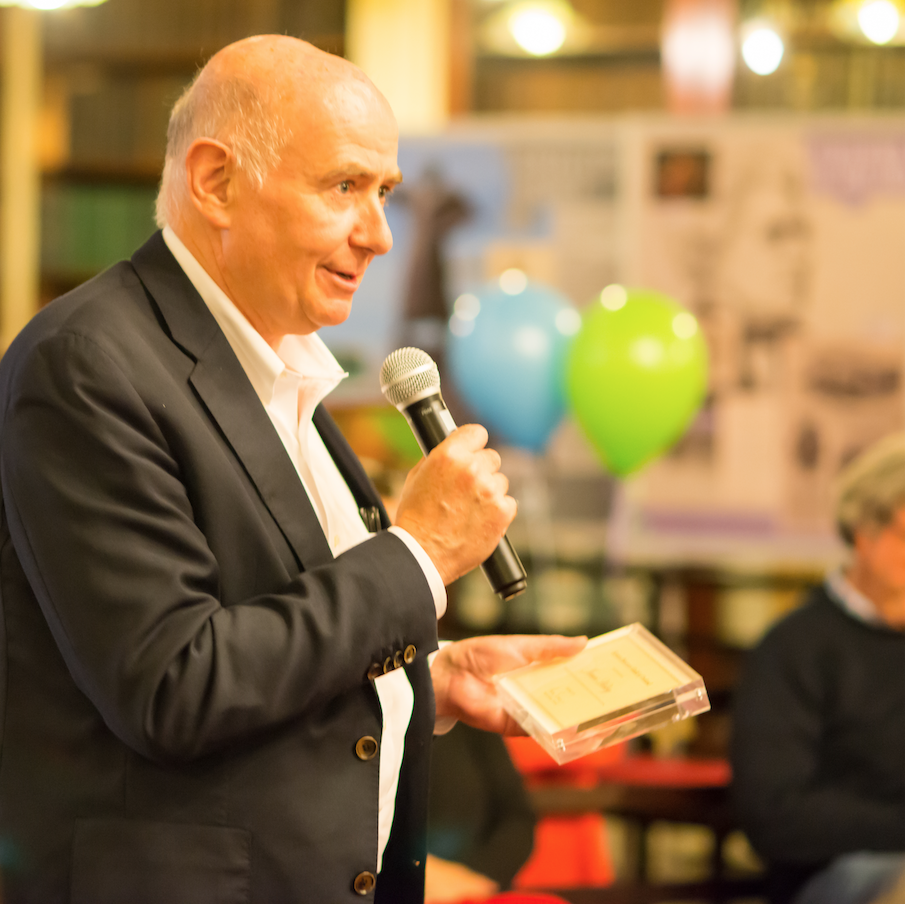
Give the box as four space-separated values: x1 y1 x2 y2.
309 297 355 332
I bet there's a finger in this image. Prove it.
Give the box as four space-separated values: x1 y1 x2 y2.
503 494 518 521
461 634 580 679
446 423 489 452
508 634 588 664
486 471 509 499
478 447 503 473
406 456 426 480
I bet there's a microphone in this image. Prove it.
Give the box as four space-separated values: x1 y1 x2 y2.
380 347 528 602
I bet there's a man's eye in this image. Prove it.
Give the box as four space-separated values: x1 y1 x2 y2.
379 186 393 202
339 181 351 193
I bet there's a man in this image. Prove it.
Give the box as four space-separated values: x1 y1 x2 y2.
731 433 905 904
0 36 583 904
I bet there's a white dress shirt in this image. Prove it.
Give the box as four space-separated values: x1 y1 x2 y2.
825 568 884 626
162 227 446 872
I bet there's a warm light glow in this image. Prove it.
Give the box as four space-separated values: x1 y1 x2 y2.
630 337 665 369
0 0 109 6
555 308 582 335
449 316 475 338
741 25 785 75
672 311 699 339
858 0 900 43
508 4 568 55
599 284 628 311
449 294 481 337
478 0 585 58
453 293 481 321
513 325 550 357
499 268 529 295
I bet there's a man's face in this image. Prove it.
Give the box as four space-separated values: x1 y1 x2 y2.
220 78 401 345
855 504 905 625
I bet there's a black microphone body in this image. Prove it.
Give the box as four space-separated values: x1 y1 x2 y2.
381 349 528 601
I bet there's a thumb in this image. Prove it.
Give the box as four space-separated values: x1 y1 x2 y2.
508 634 588 666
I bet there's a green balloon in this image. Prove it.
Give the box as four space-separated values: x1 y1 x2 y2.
566 287 709 476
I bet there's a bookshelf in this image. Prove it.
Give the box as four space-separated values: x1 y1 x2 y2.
37 0 345 301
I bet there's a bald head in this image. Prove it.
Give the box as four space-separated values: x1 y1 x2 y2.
202 35 375 113
155 35 389 228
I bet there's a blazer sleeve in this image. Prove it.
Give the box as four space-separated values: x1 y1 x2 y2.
0 329 438 764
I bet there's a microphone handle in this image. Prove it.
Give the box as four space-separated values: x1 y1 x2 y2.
401 393 528 601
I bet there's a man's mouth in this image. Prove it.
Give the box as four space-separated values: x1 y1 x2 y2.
324 267 361 290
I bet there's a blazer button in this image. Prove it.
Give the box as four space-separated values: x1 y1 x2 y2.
355 736 379 761
383 656 394 674
367 662 383 681
353 871 376 895
393 650 404 669
403 644 417 664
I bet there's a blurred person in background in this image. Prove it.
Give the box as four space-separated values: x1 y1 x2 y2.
425 723 537 903
732 432 905 904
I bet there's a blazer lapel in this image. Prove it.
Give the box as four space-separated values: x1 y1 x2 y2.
130 232 333 569
314 406 391 530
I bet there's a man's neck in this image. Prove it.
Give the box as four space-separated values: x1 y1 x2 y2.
169 220 215 274
166 220 281 349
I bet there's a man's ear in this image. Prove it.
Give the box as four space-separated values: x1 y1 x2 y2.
185 138 234 229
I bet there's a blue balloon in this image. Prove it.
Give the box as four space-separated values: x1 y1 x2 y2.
447 276 579 453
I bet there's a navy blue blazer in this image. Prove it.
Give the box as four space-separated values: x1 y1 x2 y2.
0 231 439 904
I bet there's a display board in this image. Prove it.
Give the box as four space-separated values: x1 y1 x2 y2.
321 113 905 571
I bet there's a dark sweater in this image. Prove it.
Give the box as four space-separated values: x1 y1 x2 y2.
427 723 536 888
731 584 905 902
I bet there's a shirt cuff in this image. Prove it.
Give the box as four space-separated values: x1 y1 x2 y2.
429 642 457 735
387 525 447 620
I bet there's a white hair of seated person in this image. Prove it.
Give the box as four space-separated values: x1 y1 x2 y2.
834 432 905 546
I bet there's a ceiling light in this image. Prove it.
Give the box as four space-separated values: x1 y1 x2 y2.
509 9 566 56
741 25 784 75
507 1 571 56
479 0 589 58
0 0 109 6
858 0 900 43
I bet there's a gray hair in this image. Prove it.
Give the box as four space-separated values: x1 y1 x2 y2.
834 432 905 545
155 70 292 228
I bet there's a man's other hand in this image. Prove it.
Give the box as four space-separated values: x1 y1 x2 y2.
430 634 588 735
424 854 499 903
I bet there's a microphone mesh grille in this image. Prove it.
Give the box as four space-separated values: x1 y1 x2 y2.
380 347 440 408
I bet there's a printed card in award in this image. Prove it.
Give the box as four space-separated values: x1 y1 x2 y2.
494 623 710 764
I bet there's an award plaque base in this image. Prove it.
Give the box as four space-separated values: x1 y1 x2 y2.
494 623 710 765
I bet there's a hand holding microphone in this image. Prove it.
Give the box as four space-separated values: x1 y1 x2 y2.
380 348 527 600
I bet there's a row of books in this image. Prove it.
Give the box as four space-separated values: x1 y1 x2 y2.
42 182 158 280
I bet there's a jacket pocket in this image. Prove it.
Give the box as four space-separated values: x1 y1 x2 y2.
71 817 250 904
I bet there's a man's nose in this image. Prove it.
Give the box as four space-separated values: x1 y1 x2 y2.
354 196 393 256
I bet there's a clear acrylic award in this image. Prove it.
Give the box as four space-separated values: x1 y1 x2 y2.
494 623 711 765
